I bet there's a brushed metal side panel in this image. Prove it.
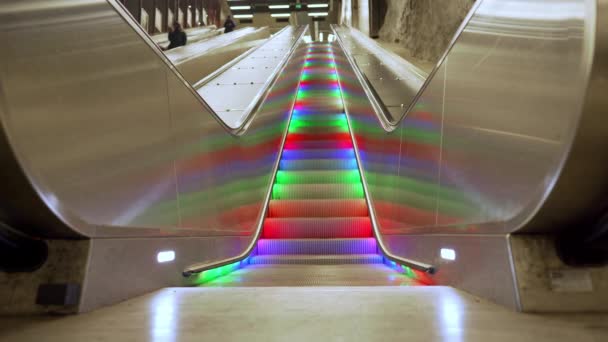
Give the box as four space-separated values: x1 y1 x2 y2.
168 45 306 234
80 235 252 312
437 0 588 230
383 234 519 310
339 0 595 236
0 0 301 243
0 1 180 234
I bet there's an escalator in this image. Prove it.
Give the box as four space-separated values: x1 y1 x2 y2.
191 43 422 287
1 0 606 317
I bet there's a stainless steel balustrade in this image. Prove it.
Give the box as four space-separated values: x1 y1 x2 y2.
165 26 272 84
332 26 428 129
197 26 307 129
0 0 307 276
334 0 608 249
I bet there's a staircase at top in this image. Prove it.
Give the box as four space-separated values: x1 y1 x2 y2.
249 43 382 265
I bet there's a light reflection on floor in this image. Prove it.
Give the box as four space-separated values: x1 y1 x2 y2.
0 286 606 342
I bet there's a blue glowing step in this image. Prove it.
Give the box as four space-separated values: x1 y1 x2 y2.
272 184 364 200
268 199 368 217
256 238 378 255
280 158 358 170
281 148 355 160
248 254 384 265
291 113 346 122
275 170 360 184
262 217 373 239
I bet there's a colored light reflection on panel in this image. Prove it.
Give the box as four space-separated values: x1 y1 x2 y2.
384 258 435 285
195 259 249 284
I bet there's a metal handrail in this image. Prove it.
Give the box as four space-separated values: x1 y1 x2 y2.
328 47 436 275
107 0 307 136
182 46 307 277
330 0 484 132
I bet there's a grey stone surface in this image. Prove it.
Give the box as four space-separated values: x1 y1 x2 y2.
510 235 608 312
378 0 476 63
0 240 90 315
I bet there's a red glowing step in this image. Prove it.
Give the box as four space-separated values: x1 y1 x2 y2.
263 217 373 239
268 199 368 217
284 139 353 150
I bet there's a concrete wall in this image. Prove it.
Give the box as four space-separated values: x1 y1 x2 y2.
340 0 369 35
510 235 608 313
378 0 476 62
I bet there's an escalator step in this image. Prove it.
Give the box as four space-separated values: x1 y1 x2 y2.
291 113 345 122
284 139 353 150
272 183 364 199
275 170 361 184
257 238 377 255
280 158 358 170
268 199 368 217
281 148 355 160
288 125 349 134
263 217 373 239
248 254 384 265
285 132 352 141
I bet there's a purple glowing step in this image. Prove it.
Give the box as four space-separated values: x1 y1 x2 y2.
268 199 368 217
263 217 373 239
256 238 378 255
272 183 364 200
248 254 384 265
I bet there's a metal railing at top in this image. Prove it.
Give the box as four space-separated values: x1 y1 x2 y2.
108 0 308 136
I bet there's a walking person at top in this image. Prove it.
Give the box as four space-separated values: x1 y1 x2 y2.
224 15 236 33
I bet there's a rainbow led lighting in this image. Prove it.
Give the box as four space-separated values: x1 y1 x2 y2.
195 259 249 284
196 43 422 281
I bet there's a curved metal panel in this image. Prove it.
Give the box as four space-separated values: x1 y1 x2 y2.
337 0 605 241
0 0 305 243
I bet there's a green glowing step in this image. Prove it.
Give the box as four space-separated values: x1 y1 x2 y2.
276 170 361 184
288 124 349 134
289 117 348 128
272 183 364 200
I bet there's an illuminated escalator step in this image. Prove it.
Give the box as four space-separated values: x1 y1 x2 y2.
272 183 364 200
248 254 384 265
256 238 377 255
283 139 353 150
281 149 356 160
263 217 373 239
285 132 353 142
275 170 361 184
279 158 359 170
268 199 368 217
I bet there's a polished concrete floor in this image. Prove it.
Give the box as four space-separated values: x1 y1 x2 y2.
1 285 606 342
